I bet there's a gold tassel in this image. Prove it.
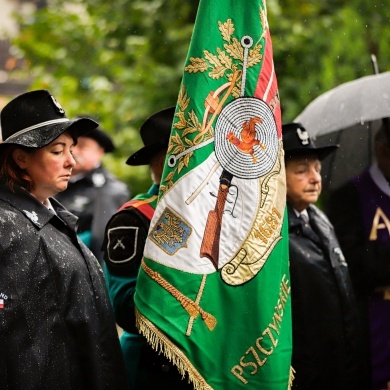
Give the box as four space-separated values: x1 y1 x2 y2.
142 259 217 330
200 311 217 331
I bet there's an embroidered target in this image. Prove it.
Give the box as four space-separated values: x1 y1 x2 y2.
215 97 278 179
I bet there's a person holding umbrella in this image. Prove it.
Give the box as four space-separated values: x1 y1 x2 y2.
327 122 390 390
282 122 366 389
0 90 128 389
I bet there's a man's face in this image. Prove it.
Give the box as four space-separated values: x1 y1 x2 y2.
71 136 104 175
285 155 322 212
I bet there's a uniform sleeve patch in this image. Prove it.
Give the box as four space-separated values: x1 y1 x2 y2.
107 226 139 264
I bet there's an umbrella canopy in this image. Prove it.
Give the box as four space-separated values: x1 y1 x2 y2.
294 72 390 192
295 72 390 137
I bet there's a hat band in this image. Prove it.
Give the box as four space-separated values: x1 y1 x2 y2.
5 118 70 141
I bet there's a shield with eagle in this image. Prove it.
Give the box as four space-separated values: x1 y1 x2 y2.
134 1 293 388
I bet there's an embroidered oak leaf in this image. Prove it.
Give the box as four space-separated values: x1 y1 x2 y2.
183 125 198 137
217 48 232 69
231 86 241 99
169 133 186 154
164 170 175 183
184 137 194 147
159 182 172 195
175 111 187 130
184 57 208 73
188 110 202 132
183 153 192 170
177 152 194 173
204 50 222 68
218 19 235 42
224 37 244 61
247 44 263 67
210 66 226 79
177 84 190 112
178 158 185 173
227 71 242 98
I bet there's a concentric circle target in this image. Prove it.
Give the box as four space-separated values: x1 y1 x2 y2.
215 97 278 179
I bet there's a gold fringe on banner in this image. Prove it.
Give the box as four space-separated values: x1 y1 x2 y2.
288 366 295 389
136 308 213 390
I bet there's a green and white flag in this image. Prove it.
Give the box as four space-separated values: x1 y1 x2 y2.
135 0 293 388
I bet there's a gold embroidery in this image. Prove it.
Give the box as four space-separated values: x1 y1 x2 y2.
149 207 192 256
186 274 208 336
161 16 265 196
231 275 290 384
152 211 183 243
136 309 213 390
369 207 390 240
289 366 296 390
142 260 216 331
221 143 286 285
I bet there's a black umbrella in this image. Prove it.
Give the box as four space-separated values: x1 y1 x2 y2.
294 71 390 192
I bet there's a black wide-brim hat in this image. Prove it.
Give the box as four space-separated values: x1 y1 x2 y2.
282 122 338 160
126 106 175 166
0 90 98 148
75 116 115 153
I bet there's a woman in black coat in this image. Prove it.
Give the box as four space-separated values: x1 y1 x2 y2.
0 90 128 390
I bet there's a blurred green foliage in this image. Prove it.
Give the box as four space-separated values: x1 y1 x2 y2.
10 0 390 195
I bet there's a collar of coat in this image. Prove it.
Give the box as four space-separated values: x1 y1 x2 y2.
0 178 78 231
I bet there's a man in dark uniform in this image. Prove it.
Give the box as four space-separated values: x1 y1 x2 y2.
102 107 192 390
56 123 130 264
327 124 390 389
282 122 367 389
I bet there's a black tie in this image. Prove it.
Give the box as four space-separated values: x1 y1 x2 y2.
299 212 309 225
300 212 321 244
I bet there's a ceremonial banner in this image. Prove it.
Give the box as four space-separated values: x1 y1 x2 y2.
135 0 292 388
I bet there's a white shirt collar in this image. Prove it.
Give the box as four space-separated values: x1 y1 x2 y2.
46 200 57 215
293 208 309 220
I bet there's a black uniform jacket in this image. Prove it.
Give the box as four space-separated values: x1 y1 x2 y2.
0 180 127 390
56 165 130 264
288 204 365 389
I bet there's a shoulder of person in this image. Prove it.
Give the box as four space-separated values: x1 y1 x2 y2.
309 204 333 227
106 207 147 231
103 206 150 275
97 168 129 193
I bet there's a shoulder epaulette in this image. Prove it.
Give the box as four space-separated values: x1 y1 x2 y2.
118 195 158 221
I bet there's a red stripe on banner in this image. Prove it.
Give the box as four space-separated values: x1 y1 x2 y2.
254 29 282 137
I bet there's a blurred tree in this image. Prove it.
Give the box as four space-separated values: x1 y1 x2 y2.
13 0 199 194
268 0 390 122
10 0 390 193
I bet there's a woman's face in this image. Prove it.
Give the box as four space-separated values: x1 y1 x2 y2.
13 133 76 203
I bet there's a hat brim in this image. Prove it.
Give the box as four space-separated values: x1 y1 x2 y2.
82 128 115 153
126 141 167 166
1 117 98 148
284 145 339 161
